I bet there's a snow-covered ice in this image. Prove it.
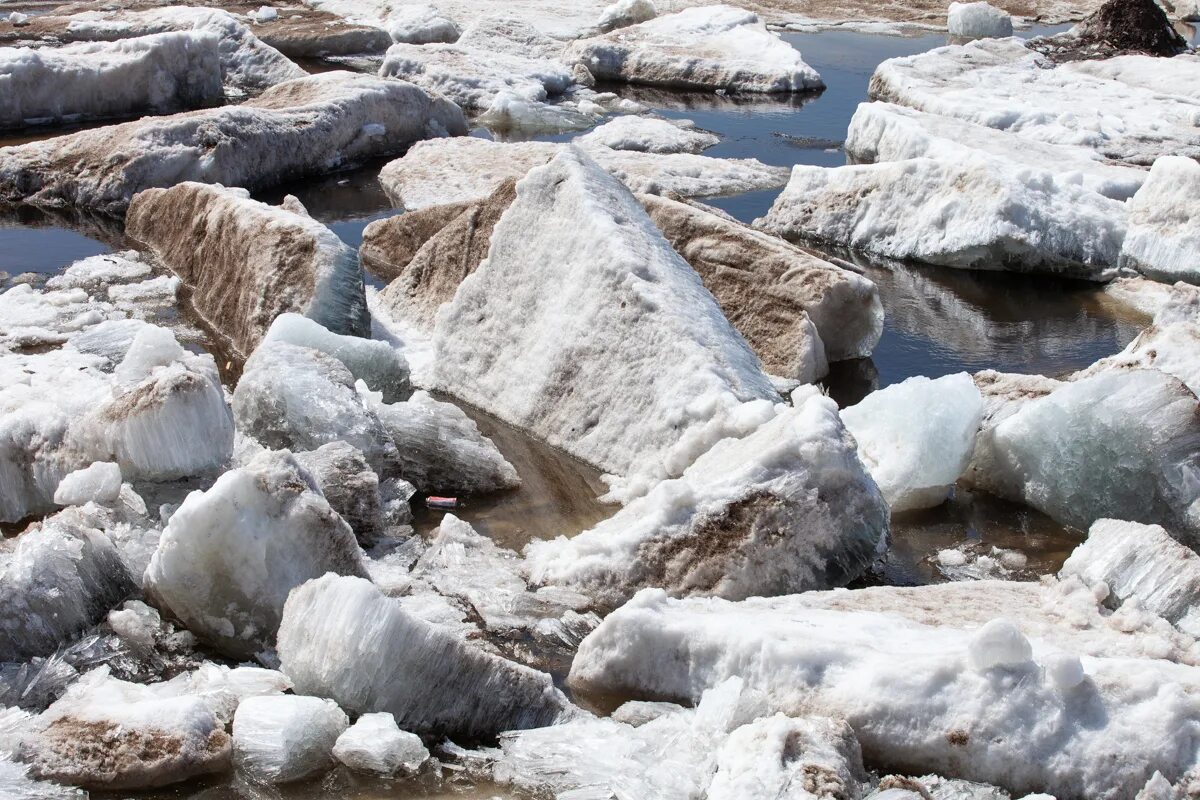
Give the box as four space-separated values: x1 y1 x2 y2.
431 147 779 491
0 71 467 212
1120 156 1200 285
946 2 1013 38
377 133 788 211
143 449 368 658
51 462 122 507
276 573 572 739
525 391 888 607
386 4 461 43
1061 518 1200 638
841 373 984 511
757 155 1126 279
332 712 429 776
575 115 719 153
127 183 369 355
232 695 347 783
597 0 658 31
0 32 223 130
566 6 823 92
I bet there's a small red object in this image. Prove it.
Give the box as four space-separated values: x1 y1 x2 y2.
425 496 459 509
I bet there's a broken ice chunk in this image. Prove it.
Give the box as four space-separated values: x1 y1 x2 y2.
332 712 429 776
52 462 122 507
232 695 348 784
294 441 387 547
1120 156 1200 285
143 449 368 658
597 0 657 31
386 4 461 43
276 574 571 740
841 373 983 512
947 2 1013 38
575 115 718 154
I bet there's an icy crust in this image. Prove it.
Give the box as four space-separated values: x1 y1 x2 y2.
431 147 779 488
525 391 888 608
0 71 467 213
276 573 572 740
261 313 409 402
1120 156 1200 285
757 155 1126 279
378 137 788 211
386 4 461 43
232 695 348 784
1062 519 1200 639
565 6 823 93
143 449 368 658
50 6 306 95
976 369 1200 544
575 115 719 154
845 102 1147 202
642 194 882 366
333 712 429 776
0 522 136 662
841 373 984 512
0 32 222 131
568 584 1200 799
19 668 233 789
868 38 1200 166
495 677 867 799
127 183 369 355
946 2 1012 37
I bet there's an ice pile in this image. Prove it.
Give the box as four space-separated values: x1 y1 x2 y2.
0 71 467 212
526 390 888 607
946 2 1013 38
430 147 780 493
232 695 348 784
841 373 984 511
565 6 823 92
276 574 571 739
127 183 369 354
143 449 368 658
0 32 223 131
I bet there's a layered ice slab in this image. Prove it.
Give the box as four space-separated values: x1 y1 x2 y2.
276 574 572 740
0 521 136 662
642 194 882 370
0 71 467 212
568 584 1200 799
431 147 779 490
970 369 1200 544
525 390 887 608
232 695 348 784
0 32 223 131
143 449 368 658
127 183 369 355
841 373 984 512
1120 156 1200 285
844 102 1147 202
565 6 823 92
377 136 788 211
756 155 1126 279
868 37 1200 165
495 677 867 800
1061 518 1200 638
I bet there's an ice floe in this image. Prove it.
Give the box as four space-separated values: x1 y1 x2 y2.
575 114 719 153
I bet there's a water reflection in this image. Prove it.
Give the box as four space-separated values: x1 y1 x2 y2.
0 203 122 275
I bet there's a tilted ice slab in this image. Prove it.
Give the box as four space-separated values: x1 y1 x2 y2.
19 668 232 790
1120 156 1200 284
276 573 572 740
0 521 136 662
127 183 369 355
868 38 1200 165
565 6 823 93
232 695 348 784
495 677 867 800
841 373 983 512
0 71 467 213
377 134 788 211
845 102 1147 202
1061 518 1200 639
757 155 1126 279
0 32 223 131
972 368 1200 546
144 449 368 658
575 115 719 154
525 390 888 608
568 585 1200 799
49 6 305 95
946 2 1012 38
431 147 779 491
